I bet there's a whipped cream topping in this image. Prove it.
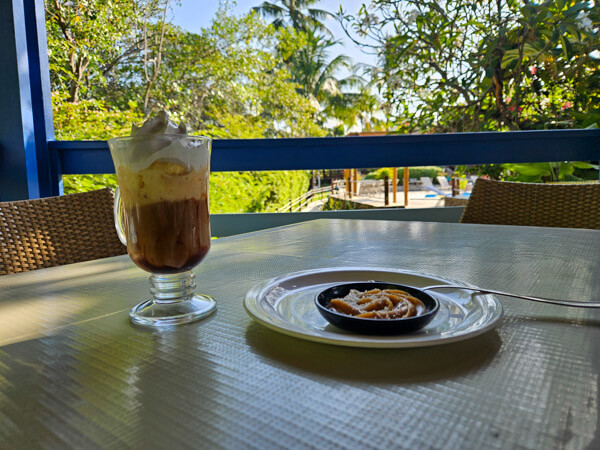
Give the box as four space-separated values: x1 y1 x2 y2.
131 110 187 136
110 111 211 206
112 137 210 174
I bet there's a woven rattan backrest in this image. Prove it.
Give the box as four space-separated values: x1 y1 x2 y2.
460 179 600 229
0 189 126 275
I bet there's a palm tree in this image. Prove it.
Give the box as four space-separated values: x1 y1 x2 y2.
253 0 335 36
290 30 375 131
289 32 351 99
254 2 377 133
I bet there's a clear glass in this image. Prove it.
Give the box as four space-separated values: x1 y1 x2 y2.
108 135 216 326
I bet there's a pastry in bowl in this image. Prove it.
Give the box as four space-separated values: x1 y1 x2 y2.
315 282 439 335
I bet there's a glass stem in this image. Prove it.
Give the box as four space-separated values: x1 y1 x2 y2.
149 272 196 304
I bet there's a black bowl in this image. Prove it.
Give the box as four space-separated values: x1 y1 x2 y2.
315 282 439 335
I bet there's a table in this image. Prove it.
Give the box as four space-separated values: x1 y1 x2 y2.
1 219 599 448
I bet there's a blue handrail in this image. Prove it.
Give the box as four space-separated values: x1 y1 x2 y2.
49 129 600 175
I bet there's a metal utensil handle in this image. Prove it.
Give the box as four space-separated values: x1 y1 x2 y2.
422 285 600 309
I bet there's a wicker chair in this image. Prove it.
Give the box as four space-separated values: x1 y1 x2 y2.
0 188 126 275
460 178 600 229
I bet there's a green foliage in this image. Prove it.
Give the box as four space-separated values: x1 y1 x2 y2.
210 171 311 213
322 197 353 211
287 29 380 133
52 92 143 140
146 10 326 138
364 167 443 182
454 164 505 180
47 1 327 138
53 90 141 193
322 197 374 211
574 166 600 181
344 0 600 132
342 0 600 182
46 0 167 103
63 174 118 194
502 162 599 183
255 1 379 133
54 91 142 193
455 161 599 183
48 3 321 207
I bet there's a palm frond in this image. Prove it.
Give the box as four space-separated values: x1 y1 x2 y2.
305 19 334 37
339 74 366 90
307 8 336 22
324 54 353 72
271 18 286 29
252 2 285 20
294 0 322 7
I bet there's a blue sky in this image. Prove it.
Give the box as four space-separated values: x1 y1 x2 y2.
170 0 379 67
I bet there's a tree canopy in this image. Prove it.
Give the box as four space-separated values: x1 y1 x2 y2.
341 0 600 133
46 1 373 139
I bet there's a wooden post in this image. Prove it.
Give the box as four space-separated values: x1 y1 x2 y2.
404 167 409 207
344 169 350 199
392 167 397 203
352 169 358 195
451 178 459 197
349 169 353 199
384 176 389 206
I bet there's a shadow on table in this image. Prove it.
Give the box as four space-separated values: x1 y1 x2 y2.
245 323 501 383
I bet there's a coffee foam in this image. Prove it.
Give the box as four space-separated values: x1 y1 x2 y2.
116 161 208 207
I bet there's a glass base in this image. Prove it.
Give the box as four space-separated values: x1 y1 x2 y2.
129 294 216 327
129 271 216 327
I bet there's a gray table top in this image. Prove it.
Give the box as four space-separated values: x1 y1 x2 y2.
1 219 599 449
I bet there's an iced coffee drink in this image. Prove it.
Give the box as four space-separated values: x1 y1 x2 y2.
109 112 215 326
115 149 210 274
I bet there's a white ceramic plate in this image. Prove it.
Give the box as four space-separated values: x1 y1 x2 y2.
244 267 503 348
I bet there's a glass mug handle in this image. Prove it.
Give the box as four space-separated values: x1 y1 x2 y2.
113 187 127 246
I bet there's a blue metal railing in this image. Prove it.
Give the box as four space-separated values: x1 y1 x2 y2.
49 129 600 175
45 130 600 236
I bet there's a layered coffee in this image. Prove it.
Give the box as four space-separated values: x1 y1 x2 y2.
114 141 211 274
124 197 210 273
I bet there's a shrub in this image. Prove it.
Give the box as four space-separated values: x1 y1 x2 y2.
63 174 118 194
209 170 311 213
363 167 444 182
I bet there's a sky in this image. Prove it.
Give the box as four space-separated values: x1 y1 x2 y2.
170 0 379 67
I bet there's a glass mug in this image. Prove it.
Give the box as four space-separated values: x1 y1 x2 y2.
108 134 216 326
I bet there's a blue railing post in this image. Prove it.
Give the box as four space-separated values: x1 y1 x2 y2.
0 0 55 201
24 0 57 196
